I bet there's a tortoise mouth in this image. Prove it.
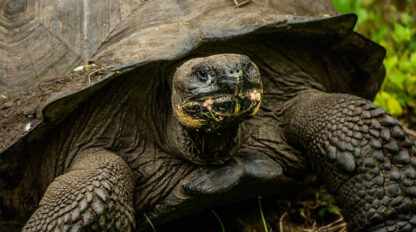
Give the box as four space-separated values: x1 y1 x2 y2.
176 89 262 133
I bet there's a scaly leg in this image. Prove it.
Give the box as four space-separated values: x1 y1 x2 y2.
22 148 135 232
285 91 416 232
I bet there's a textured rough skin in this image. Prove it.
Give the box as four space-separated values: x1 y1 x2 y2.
22 149 135 231
285 91 416 232
0 7 388 229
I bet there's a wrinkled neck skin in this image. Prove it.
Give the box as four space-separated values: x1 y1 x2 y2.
166 115 241 165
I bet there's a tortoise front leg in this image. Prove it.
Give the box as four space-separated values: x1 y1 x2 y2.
22 148 135 232
284 91 416 232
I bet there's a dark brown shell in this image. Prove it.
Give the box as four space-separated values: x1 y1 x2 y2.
0 0 385 187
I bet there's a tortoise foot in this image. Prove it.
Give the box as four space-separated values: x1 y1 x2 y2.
285 91 416 232
22 149 135 232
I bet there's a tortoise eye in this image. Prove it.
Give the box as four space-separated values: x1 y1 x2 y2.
196 70 212 83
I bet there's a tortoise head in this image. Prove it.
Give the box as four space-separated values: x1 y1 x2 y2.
170 54 262 165
172 54 263 133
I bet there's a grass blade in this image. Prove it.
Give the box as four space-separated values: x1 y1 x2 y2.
237 218 252 232
258 196 269 232
144 213 156 232
212 210 226 232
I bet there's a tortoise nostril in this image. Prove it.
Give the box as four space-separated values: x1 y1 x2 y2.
227 69 242 77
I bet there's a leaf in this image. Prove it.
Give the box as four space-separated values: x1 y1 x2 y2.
392 23 411 43
73 64 92 72
374 97 387 110
384 55 398 75
379 40 394 52
332 0 353 13
318 208 327 218
327 206 342 216
389 70 406 90
373 26 388 42
387 98 403 116
409 52 416 72
405 78 416 97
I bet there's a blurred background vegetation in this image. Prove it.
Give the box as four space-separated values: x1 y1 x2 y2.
333 0 416 130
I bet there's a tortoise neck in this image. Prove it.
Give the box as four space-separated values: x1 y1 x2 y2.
168 118 241 165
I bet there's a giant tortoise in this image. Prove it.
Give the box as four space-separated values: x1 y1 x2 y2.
0 0 415 231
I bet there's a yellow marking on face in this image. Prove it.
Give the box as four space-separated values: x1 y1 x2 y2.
234 101 240 114
175 104 204 128
250 100 261 116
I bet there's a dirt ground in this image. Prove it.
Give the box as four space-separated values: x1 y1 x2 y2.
0 62 110 152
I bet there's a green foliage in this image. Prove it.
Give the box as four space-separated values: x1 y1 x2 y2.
316 189 342 218
333 0 416 129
